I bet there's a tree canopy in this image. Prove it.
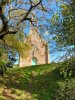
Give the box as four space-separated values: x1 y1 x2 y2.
60 0 75 47
51 0 75 57
0 0 52 60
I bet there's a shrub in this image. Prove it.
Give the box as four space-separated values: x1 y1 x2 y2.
54 79 75 100
54 57 75 100
60 57 75 78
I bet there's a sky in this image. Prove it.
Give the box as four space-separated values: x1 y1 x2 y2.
16 0 63 63
24 0 63 63
3 0 65 64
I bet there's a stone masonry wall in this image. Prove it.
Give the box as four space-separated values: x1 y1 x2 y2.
19 28 50 67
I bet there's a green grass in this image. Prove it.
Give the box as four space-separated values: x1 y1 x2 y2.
0 63 75 100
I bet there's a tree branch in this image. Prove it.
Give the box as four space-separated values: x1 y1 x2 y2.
17 0 42 27
0 0 42 39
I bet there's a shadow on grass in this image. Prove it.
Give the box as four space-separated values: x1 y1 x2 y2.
0 64 62 100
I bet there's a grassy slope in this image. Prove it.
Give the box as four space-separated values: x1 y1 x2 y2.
0 63 75 100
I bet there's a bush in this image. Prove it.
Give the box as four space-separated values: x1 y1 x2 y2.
59 57 75 78
54 79 75 100
54 57 75 100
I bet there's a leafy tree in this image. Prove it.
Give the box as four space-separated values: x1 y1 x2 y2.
60 0 75 47
50 0 75 59
0 0 52 62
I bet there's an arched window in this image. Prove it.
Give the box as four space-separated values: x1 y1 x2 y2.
32 57 37 65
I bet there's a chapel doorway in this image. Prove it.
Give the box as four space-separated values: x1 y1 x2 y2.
32 57 37 65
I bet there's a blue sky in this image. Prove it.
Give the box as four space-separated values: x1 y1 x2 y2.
21 0 63 63
4 0 65 63
25 0 63 63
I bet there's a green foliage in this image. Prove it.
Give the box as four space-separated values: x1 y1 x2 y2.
55 57 75 100
60 57 75 78
0 60 5 66
60 2 75 46
55 79 75 100
0 60 75 99
51 0 75 53
0 47 8 62
0 60 6 75
0 63 60 100
4 34 32 58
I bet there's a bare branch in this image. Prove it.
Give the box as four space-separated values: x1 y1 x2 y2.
0 0 43 39
17 0 42 27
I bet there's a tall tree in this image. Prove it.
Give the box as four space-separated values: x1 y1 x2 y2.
60 0 75 46
0 0 52 60
51 0 75 57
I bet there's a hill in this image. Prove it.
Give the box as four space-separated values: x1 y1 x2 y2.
0 62 75 100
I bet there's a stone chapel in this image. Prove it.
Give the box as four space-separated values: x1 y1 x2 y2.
19 18 50 67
